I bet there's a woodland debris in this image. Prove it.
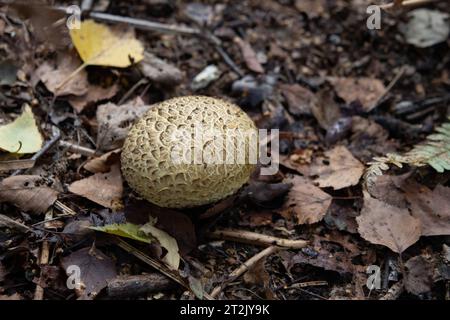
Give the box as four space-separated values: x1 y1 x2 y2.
107 274 175 298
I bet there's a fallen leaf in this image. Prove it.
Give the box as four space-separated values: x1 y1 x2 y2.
0 175 58 214
68 83 119 113
311 89 342 130
366 174 408 208
0 105 43 154
84 149 121 173
68 164 123 209
70 19 144 68
0 293 22 300
243 257 275 299
328 77 385 112
400 9 450 48
308 146 365 190
139 52 183 85
96 98 150 151
277 176 332 225
60 246 117 299
141 219 180 270
280 83 317 116
402 182 450 236
125 200 197 255
404 255 433 295
356 194 421 253
234 37 264 74
35 55 89 96
90 223 153 244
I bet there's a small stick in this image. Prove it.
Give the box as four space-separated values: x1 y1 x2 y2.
0 214 31 233
53 200 77 216
59 140 97 157
289 281 328 289
380 0 437 10
107 274 175 298
34 210 52 300
369 66 406 111
12 126 61 176
379 281 404 300
210 246 279 298
208 229 308 249
115 238 214 300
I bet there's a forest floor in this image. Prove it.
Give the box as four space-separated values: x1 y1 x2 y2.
0 0 449 300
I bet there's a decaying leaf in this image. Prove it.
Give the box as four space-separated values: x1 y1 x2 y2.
0 175 58 214
404 255 434 295
68 164 123 209
277 176 332 225
84 149 121 173
70 20 144 68
68 84 119 113
356 194 421 254
401 182 450 236
307 146 365 190
280 83 317 116
0 105 43 154
141 220 180 270
328 77 385 112
96 98 150 151
139 52 183 85
234 36 264 74
60 246 117 299
35 55 89 96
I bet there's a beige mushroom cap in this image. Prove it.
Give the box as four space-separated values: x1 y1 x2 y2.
121 96 258 208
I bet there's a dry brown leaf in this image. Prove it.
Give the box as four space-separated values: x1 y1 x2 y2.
234 37 264 74
277 176 332 225
356 194 421 253
35 55 89 96
0 175 58 214
328 77 385 112
366 174 409 209
311 89 341 130
280 83 317 116
68 164 123 209
401 182 450 236
84 149 121 173
60 246 117 300
308 146 365 190
404 255 433 295
68 84 119 113
139 52 183 85
96 98 150 151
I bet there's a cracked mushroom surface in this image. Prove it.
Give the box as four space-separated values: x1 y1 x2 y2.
121 96 258 208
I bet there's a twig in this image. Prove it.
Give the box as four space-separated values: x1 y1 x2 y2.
0 159 35 172
107 274 175 298
0 214 31 233
34 211 52 300
59 140 97 157
210 246 279 298
379 281 404 300
289 281 328 289
380 0 437 10
118 78 149 105
369 66 406 111
53 200 77 216
115 237 214 300
12 126 61 176
207 229 308 249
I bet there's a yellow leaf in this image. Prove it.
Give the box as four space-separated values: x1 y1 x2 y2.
0 105 43 154
90 223 154 244
70 20 144 68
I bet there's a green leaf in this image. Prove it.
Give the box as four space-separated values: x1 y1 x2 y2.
90 223 154 244
0 105 43 154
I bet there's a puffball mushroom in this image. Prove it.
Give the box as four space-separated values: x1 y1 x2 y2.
121 96 258 208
